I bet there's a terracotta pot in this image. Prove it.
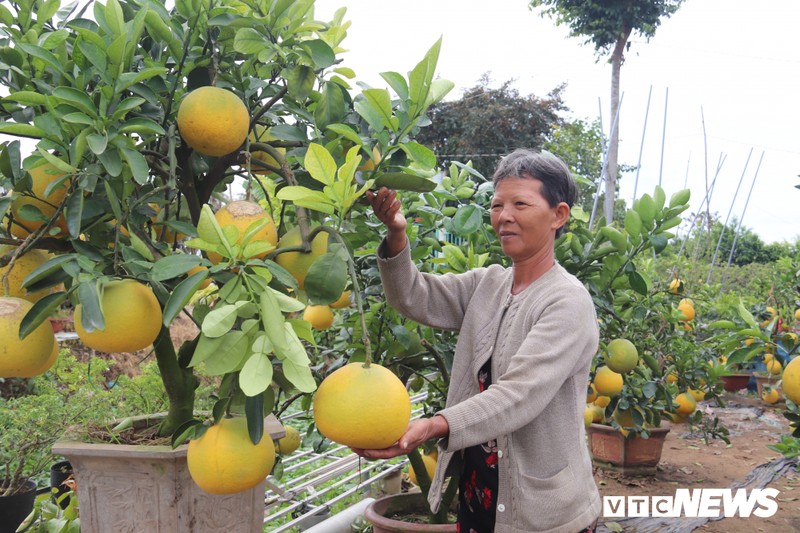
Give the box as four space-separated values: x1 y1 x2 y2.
365 492 456 533
0 479 36 533
720 373 751 392
48 316 73 333
587 423 670 476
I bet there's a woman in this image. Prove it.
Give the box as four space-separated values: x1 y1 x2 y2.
360 149 601 533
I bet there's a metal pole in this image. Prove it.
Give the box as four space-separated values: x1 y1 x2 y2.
706 148 753 284
589 93 624 230
632 85 653 204
680 153 726 259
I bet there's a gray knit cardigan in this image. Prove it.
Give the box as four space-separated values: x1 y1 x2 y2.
377 243 601 533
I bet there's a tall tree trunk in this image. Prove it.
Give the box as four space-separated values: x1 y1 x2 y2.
605 25 632 224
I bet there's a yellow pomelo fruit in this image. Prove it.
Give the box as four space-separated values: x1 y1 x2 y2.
687 388 705 402
303 305 334 331
612 408 637 437
765 358 782 375
794 308 800 321
761 388 780 404
586 383 598 403
668 278 682 294
275 425 302 455
313 362 411 449
207 200 278 264
275 226 329 289
0 245 56 303
408 452 437 485
593 366 623 397
679 298 695 308
593 395 611 408
187 417 275 495
357 146 381 172
674 392 697 416
187 265 212 289
763 352 774 363
717 355 728 366
74 279 162 352
0 296 57 378
248 125 285 174
177 86 249 157
667 371 679 383
744 337 755 347
605 338 639 374
784 357 800 404
590 404 605 423
583 405 594 428
329 290 352 309
677 302 695 322
9 162 70 238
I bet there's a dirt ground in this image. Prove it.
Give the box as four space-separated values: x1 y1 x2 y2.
594 393 800 533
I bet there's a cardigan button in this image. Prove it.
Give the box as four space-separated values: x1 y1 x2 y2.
497 450 503 458
497 504 506 513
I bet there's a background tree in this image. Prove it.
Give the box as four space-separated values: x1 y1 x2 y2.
413 75 566 178
529 0 685 223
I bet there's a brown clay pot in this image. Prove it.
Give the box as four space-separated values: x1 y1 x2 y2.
720 373 751 392
587 423 670 476
364 492 456 533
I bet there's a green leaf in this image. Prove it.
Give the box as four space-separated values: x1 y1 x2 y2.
105 0 125 36
426 78 454 106
278 323 316 393
129 231 154 261
374 172 436 192
201 304 239 338
21 255 76 291
118 117 166 136
401 141 437 168
18 292 67 340
304 253 348 305
314 81 346 130
303 143 337 186
450 205 483 236
120 147 149 185
355 88 393 132
64 191 84 239
162 270 209 326
98 148 123 177
737 301 758 329
668 188 691 208
77 280 105 333
624 209 642 238
16 43 65 76
77 40 108 74
62 112 95 126
150 254 203 282
408 37 442 117
87 133 107 155
285 65 315 101
268 288 305 313
300 39 335 68
245 395 265 445
52 87 97 117
0 122 46 138
380 71 409 100
171 419 203 448
1 91 49 106
234 28 266 55
649 234 669 254
260 289 287 349
325 123 362 146
628 271 649 295
240 352 273 396
202 331 251 375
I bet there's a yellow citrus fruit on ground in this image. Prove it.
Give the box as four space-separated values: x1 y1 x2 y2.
75 279 162 352
687 388 705 402
303 305 334 331
586 383 598 403
765 358 782 375
761 388 781 404
668 278 682 294
275 225 329 289
248 125 286 173
674 392 697 416
207 200 278 264
605 338 639 374
9 162 70 238
408 452 437 485
0 245 56 303
187 416 275 495
177 86 249 157
0 296 57 378
782 357 800 404
677 302 695 322
593 395 611 408
313 362 411 449
593 366 624 397
275 425 302 455
329 289 352 309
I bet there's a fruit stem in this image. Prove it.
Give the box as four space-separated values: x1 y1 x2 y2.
313 226 372 367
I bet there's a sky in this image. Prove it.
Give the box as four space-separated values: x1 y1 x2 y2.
314 0 800 244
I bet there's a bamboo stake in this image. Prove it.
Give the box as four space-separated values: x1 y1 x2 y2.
707 148 753 284
722 151 765 286
658 87 669 187
589 93 624 230
632 85 653 204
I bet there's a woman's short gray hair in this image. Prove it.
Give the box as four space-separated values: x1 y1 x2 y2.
492 149 578 210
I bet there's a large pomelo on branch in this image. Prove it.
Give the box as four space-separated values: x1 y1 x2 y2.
206 200 278 265
177 86 250 157
0 296 58 378
313 362 411 449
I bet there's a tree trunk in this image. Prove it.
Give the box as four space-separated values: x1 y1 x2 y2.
153 326 199 436
604 25 632 224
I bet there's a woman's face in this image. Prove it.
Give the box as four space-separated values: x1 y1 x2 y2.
490 177 568 263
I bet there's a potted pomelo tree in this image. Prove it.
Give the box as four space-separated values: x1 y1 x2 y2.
0 0 451 530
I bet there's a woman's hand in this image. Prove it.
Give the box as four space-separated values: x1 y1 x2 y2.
366 187 407 257
351 416 449 460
